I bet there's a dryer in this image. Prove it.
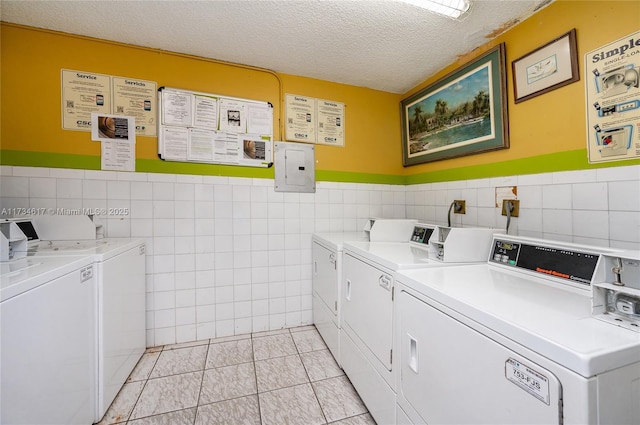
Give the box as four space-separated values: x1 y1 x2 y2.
395 235 640 425
12 216 146 423
312 218 418 367
340 224 497 425
1 255 96 425
312 231 368 366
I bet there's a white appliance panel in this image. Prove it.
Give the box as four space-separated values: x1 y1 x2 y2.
312 232 366 366
313 293 339 361
340 330 395 425
396 404 413 425
1 260 95 425
313 241 338 317
595 362 640 424
399 290 562 425
1 256 93 301
343 252 394 371
17 236 147 423
395 235 640 425
343 241 434 271
26 238 135 258
397 265 640 377
27 239 110 252
98 246 146 418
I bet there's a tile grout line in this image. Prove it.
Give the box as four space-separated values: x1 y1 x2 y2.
123 349 163 424
249 335 264 425
192 340 211 425
291 328 330 425
297 338 329 424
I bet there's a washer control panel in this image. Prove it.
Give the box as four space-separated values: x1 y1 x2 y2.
410 224 436 246
490 238 600 286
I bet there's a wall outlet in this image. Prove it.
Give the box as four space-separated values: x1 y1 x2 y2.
501 199 520 217
453 200 466 214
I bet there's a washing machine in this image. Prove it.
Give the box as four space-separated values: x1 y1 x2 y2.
395 234 640 425
11 216 147 423
1 254 96 425
340 224 498 425
312 232 368 366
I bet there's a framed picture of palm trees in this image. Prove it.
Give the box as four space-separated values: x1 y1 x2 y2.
401 43 509 166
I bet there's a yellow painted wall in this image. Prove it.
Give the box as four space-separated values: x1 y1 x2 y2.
1 0 639 183
403 0 640 178
0 25 279 158
280 74 404 175
0 23 403 178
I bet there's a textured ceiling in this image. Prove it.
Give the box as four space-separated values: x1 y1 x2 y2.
1 0 552 93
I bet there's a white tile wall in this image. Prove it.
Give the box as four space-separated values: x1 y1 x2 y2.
405 165 640 248
2 164 639 347
0 166 406 347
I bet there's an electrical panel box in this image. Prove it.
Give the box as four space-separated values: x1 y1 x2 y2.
274 141 315 193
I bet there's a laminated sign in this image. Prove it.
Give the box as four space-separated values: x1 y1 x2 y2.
585 31 640 163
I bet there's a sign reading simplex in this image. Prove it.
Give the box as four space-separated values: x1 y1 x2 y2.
585 31 640 164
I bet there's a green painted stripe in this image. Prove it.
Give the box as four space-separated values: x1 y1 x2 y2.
405 150 640 184
316 170 405 185
2 149 638 185
0 150 406 184
0 150 275 178
136 158 275 178
0 150 100 169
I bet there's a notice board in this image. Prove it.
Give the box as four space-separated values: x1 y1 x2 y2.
158 87 274 167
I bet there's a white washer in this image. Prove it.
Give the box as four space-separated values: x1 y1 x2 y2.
312 232 368 366
1 255 96 425
395 235 640 425
340 224 496 425
12 217 146 423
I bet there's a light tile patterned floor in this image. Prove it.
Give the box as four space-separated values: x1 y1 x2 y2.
97 325 377 425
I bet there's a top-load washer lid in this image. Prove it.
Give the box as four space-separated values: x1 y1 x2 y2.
27 239 110 253
312 232 369 252
23 238 145 262
395 235 640 378
397 265 640 378
0 255 94 302
343 241 445 270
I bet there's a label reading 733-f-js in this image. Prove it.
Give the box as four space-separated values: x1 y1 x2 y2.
505 358 550 405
